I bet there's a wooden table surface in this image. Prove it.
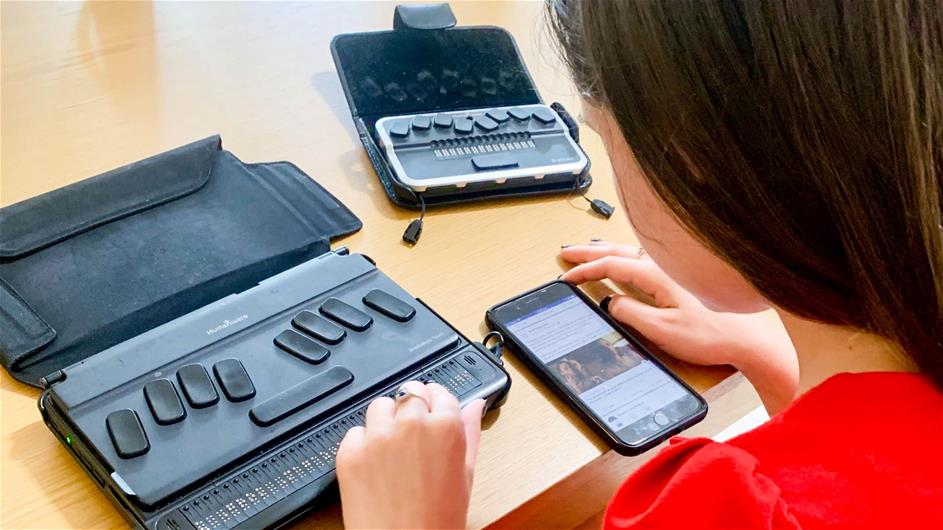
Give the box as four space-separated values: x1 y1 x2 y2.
1 2 734 528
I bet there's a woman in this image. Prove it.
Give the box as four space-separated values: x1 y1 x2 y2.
335 1 943 528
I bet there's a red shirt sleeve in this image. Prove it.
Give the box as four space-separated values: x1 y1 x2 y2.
604 438 801 529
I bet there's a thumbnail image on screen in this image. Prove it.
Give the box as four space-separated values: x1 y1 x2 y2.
547 332 643 395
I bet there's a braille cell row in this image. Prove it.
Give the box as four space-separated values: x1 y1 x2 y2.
176 357 485 530
433 140 536 159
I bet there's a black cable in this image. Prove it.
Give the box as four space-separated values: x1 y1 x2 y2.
402 173 610 246
402 190 426 245
572 174 615 219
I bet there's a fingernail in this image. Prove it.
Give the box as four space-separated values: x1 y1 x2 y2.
561 244 572 249
600 295 613 313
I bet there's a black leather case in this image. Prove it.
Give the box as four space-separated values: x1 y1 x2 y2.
330 3 592 210
0 136 361 386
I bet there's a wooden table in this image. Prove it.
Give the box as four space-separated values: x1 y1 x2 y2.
1 2 745 528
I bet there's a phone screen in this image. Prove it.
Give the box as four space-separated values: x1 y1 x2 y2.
502 284 703 446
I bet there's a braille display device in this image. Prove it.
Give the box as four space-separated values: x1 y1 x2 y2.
40 249 511 530
375 103 588 191
331 5 594 209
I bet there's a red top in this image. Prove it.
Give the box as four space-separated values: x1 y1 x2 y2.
605 373 943 529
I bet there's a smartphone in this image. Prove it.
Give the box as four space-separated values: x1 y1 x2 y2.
486 281 707 455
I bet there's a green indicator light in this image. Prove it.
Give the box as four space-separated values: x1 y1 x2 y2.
65 435 73 445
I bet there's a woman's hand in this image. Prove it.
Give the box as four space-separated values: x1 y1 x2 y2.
560 241 798 413
336 381 486 530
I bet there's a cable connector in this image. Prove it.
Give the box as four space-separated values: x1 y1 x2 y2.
402 219 423 245
589 198 615 219
571 175 614 220
403 191 427 245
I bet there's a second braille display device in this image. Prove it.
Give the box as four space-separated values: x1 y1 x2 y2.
331 4 594 210
375 104 588 191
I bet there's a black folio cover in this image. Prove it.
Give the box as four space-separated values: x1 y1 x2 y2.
330 3 592 209
0 135 362 386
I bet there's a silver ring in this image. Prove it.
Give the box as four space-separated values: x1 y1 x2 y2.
394 386 430 409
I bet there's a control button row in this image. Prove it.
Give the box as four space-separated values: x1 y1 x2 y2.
389 106 542 139
109 359 255 458
275 292 414 363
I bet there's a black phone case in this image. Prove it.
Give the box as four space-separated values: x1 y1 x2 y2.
330 3 592 210
485 280 708 456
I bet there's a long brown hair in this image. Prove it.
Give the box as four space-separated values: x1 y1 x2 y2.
548 0 943 386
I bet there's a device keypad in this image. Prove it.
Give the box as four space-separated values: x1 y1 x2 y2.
213 359 256 402
362 289 416 322
507 107 531 120
531 107 556 124
292 311 345 344
411 115 431 130
319 298 373 331
106 409 150 458
274 330 330 365
177 364 220 409
103 290 420 465
474 116 499 132
433 113 453 128
486 109 510 122
389 121 411 137
383 105 557 143
453 117 474 134
143 379 187 425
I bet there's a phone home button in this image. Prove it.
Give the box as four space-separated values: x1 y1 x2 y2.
652 412 671 427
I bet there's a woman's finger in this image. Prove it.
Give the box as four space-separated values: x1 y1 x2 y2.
561 256 675 304
605 294 674 345
560 243 645 264
394 380 432 419
336 425 365 470
364 396 396 431
426 382 460 417
460 399 486 474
